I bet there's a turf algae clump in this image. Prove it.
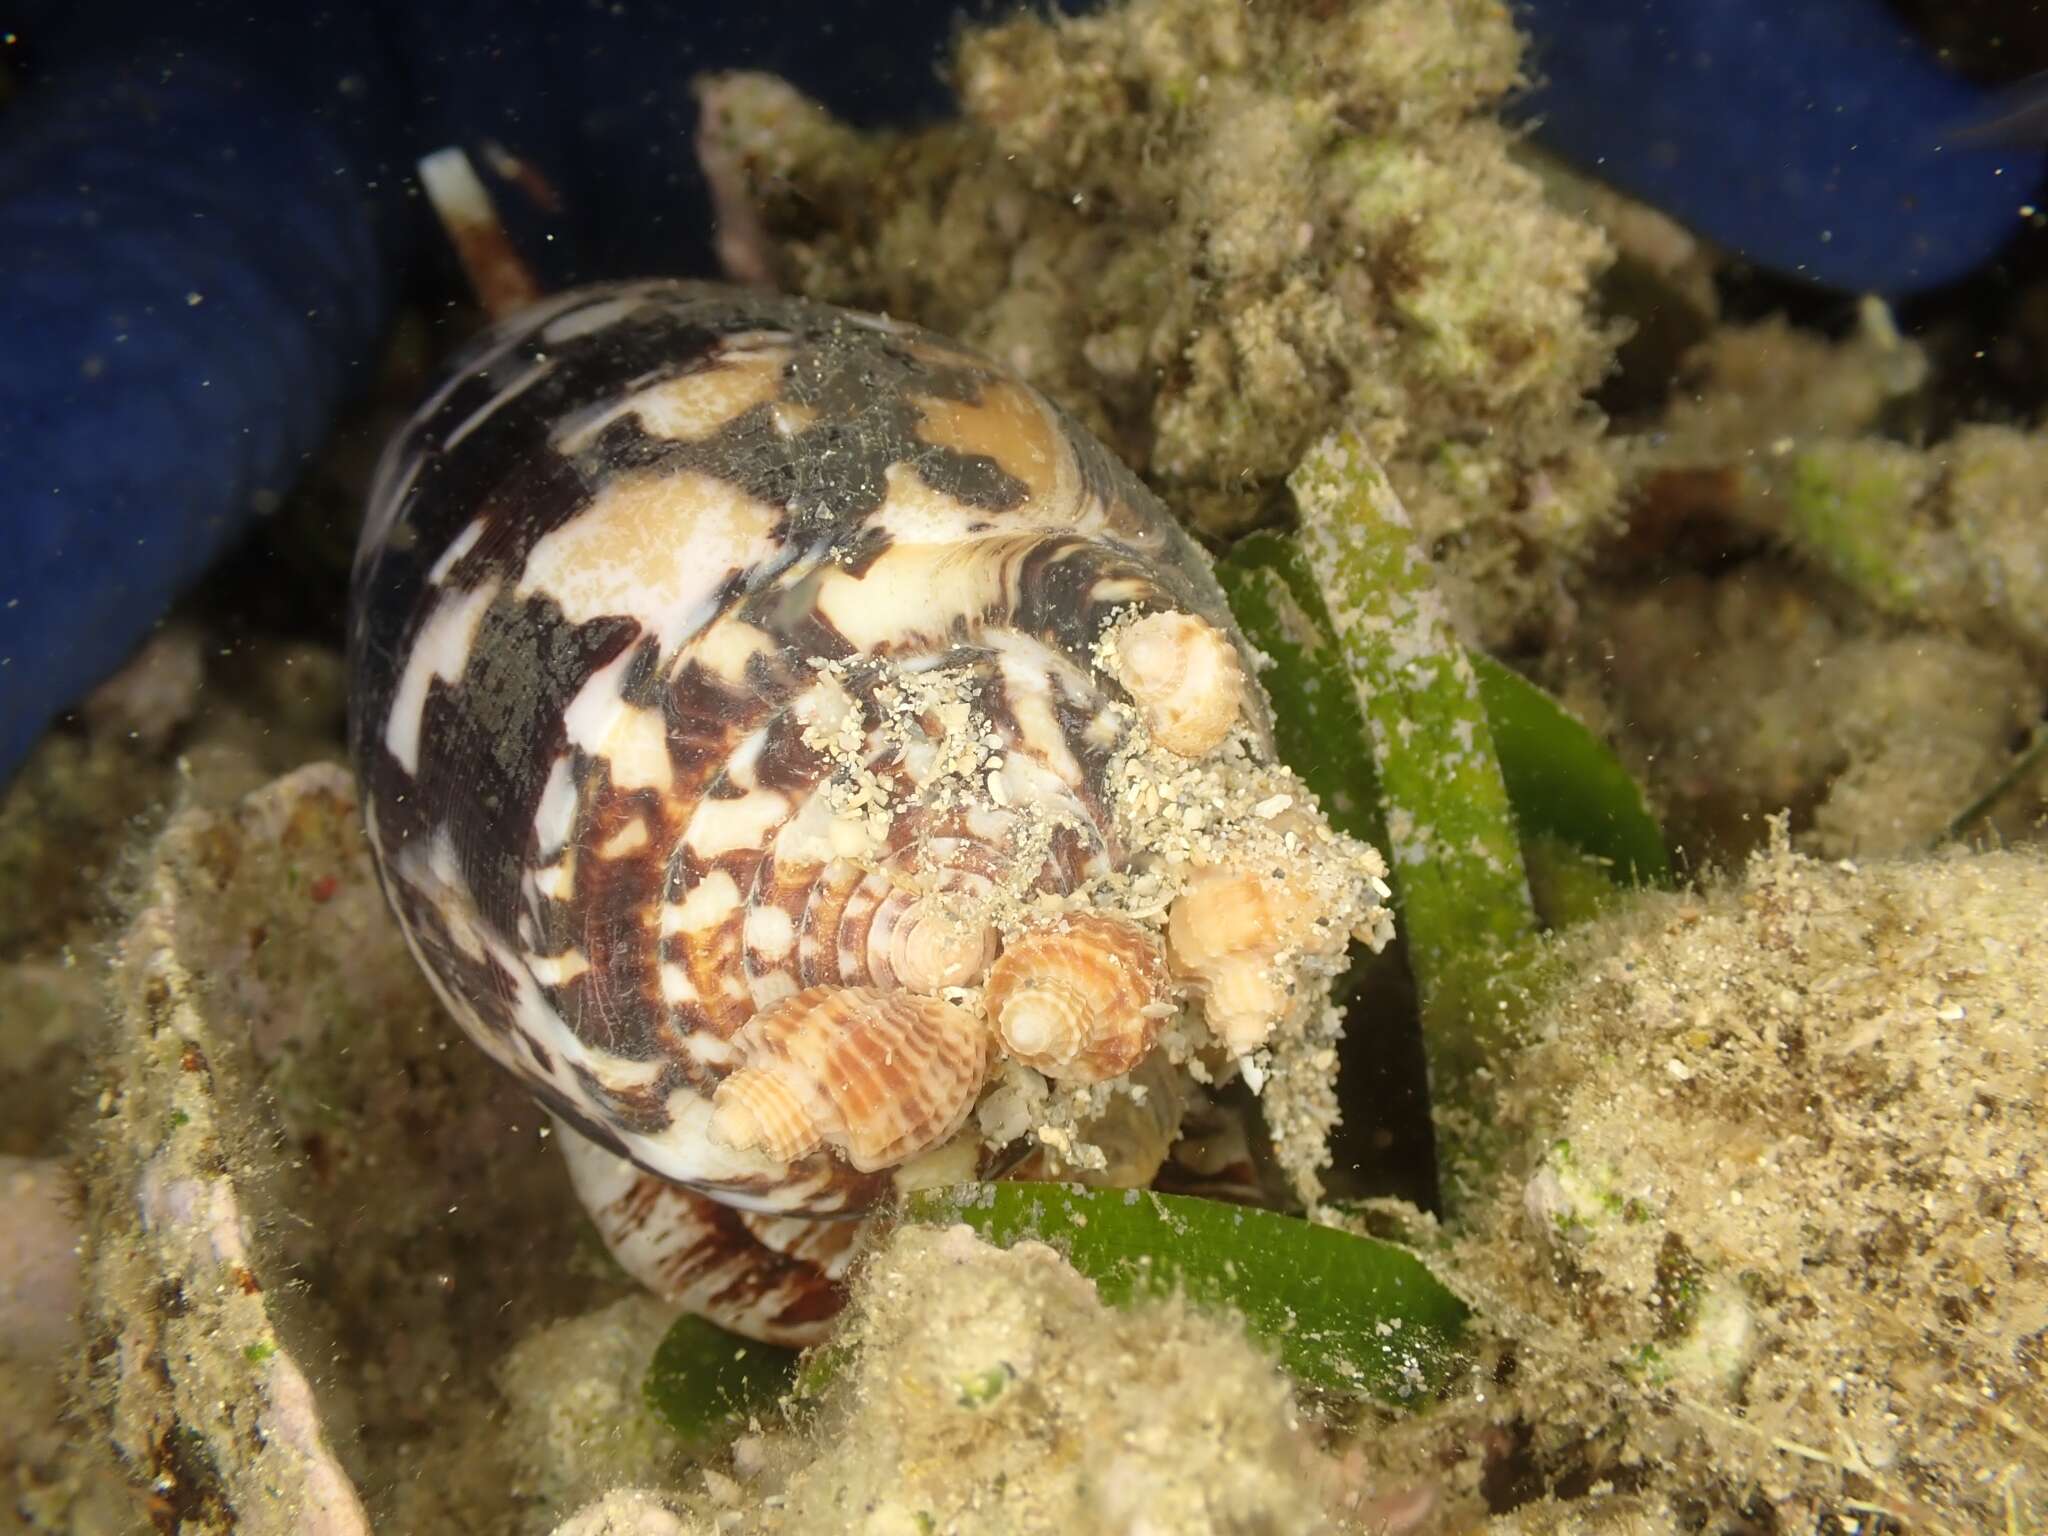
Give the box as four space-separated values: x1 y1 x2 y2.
1575 311 2048 860
497 1296 688 1516
1431 836 2048 1532
697 0 1621 649
677 1223 1382 1536
78 764 626 1534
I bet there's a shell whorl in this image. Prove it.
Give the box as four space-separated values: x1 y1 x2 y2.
347 281 1280 1216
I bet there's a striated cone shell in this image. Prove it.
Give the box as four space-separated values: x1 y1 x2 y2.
983 913 1174 1082
711 985 990 1172
348 281 1283 1216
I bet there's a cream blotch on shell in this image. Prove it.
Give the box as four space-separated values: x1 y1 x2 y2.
347 280 1392 1336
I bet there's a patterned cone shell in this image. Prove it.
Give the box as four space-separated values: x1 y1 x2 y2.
347 280 1271 1214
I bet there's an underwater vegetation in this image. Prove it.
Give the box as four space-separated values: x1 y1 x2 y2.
5 0 2046 782
1 1 2046 1533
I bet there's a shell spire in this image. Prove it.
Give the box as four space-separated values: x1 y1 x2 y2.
875 894 995 993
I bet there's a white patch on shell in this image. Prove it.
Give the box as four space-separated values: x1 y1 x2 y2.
443 357 555 453
517 469 780 653
534 754 579 857
688 617 778 684
528 949 590 987
417 829 489 962
773 788 842 867
869 464 1001 544
597 819 650 858
989 635 1088 788
384 579 501 774
1083 705 1125 750
540 292 643 344
714 330 798 357
426 518 485 585
724 726 769 791
749 969 800 1008
745 903 797 962
667 869 743 934
1090 574 1155 604
533 858 574 902
552 354 788 455
591 1053 669 1093
812 539 1022 652
687 788 792 859
561 650 674 794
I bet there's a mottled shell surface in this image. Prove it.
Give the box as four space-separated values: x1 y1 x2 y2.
347 281 1272 1216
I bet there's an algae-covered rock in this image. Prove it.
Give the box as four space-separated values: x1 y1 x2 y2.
498 1295 687 1518
1576 568 2045 860
716 1222 1364 1536
78 764 624 1534
1443 835 2048 1531
697 0 1620 649
549 1489 697 1536
1613 308 2048 670
83 764 375 1535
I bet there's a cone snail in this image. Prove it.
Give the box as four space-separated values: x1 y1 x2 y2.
348 281 1391 1342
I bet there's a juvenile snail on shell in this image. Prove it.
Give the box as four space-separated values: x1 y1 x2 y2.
348 276 1392 1342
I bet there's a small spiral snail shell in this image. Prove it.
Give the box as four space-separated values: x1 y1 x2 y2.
1165 868 1328 1054
708 985 988 1170
348 279 1390 1334
983 914 1170 1082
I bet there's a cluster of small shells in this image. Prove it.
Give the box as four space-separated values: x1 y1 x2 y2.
713 607 1392 1183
